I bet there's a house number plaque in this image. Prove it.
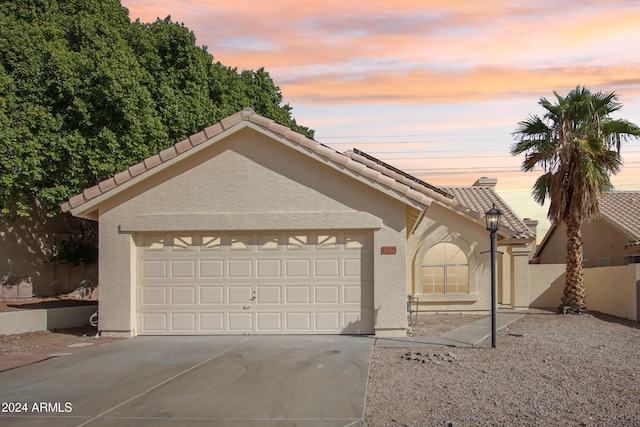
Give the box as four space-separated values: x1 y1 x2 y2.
381 246 397 255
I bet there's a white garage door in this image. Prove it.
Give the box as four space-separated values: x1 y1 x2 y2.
137 231 374 335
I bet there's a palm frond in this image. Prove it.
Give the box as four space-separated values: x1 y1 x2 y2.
532 173 552 206
512 86 639 225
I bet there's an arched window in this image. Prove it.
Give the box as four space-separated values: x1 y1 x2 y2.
421 242 468 294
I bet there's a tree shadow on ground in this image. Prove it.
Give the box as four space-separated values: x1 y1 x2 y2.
589 311 640 330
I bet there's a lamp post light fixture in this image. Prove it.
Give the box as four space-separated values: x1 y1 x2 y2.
485 203 502 348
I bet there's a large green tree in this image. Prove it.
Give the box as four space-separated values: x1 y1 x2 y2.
511 86 640 313
0 0 313 219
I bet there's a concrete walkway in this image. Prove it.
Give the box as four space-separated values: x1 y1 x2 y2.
374 312 526 348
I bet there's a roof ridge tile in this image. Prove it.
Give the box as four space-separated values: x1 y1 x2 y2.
159 146 178 162
143 154 162 170
174 138 192 154
98 178 117 193
83 185 101 201
128 161 147 177
329 151 350 166
220 111 243 129
61 108 447 216
267 121 292 136
204 122 223 139
189 131 207 146
247 114 274 128
114 170 132 185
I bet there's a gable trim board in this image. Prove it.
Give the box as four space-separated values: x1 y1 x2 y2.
62 108 535 337
120 212 383 233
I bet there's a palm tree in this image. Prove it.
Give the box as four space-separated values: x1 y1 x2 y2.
511 86 640 314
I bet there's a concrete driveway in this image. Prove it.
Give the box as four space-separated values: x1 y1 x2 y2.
0 335 373 426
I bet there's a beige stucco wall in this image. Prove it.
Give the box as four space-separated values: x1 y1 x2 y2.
96 128 411 337
0 206 95 296
528 264 566 308
407 203 495 312
529 263 639 320
0 304 97 335
538 220 638 267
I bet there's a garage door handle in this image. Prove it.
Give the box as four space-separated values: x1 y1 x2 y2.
250 290 257 301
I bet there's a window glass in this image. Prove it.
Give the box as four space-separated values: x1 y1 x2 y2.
143 235 164 251
423 243 444 265
317 234 337 249
230 235 251 250
259 235 279 250
171 236 193 250
345 233 366 249
421 242 469 294
202 236 222 250
287 234 308 250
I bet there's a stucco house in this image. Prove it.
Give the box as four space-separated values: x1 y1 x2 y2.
62 108 536 337
533 191 640 267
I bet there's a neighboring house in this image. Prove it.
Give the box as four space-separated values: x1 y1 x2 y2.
533 191 640 267
62 108 536 337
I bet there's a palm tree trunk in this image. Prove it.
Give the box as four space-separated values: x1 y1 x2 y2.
560 214 587 313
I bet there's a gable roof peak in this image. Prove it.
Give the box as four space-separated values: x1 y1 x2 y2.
61 108 436 218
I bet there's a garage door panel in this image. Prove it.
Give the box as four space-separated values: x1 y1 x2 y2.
256 312 282 331
315 285 340 304
171 260 196 278
228 259 253 277
228 312 252 331
171 286 196 305
315 258 340 277
141 313 167 332
257 259 281 277
257 286 281 304
138 231 374 335
343 285 361 304
228 285 253 304
200 312 224 331
343 258 358 276
199 286 224 304
315 312 340 331
343 311 370 334
285 259 311 277
142 260 167 279
200 259 224 278
171 312 196 332
285 312 311 331
286 285 311 304
141 286 167 305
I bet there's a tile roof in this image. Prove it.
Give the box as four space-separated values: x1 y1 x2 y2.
440 185 536 240
346 152 535 241
599 191 640 247
534 190 640 260
60 107 535 242
61 108 435 214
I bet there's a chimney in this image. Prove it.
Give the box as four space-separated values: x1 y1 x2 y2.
473 177 498 187
523 218 539 258
523 218 538 235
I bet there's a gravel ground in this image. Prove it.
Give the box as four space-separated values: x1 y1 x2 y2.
365 311 640 427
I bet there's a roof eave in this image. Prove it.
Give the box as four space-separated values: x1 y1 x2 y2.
62 112 433 219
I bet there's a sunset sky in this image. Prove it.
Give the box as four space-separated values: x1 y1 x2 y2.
122 0 640 238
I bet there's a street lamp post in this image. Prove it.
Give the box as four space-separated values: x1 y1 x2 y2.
485 203 502 348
